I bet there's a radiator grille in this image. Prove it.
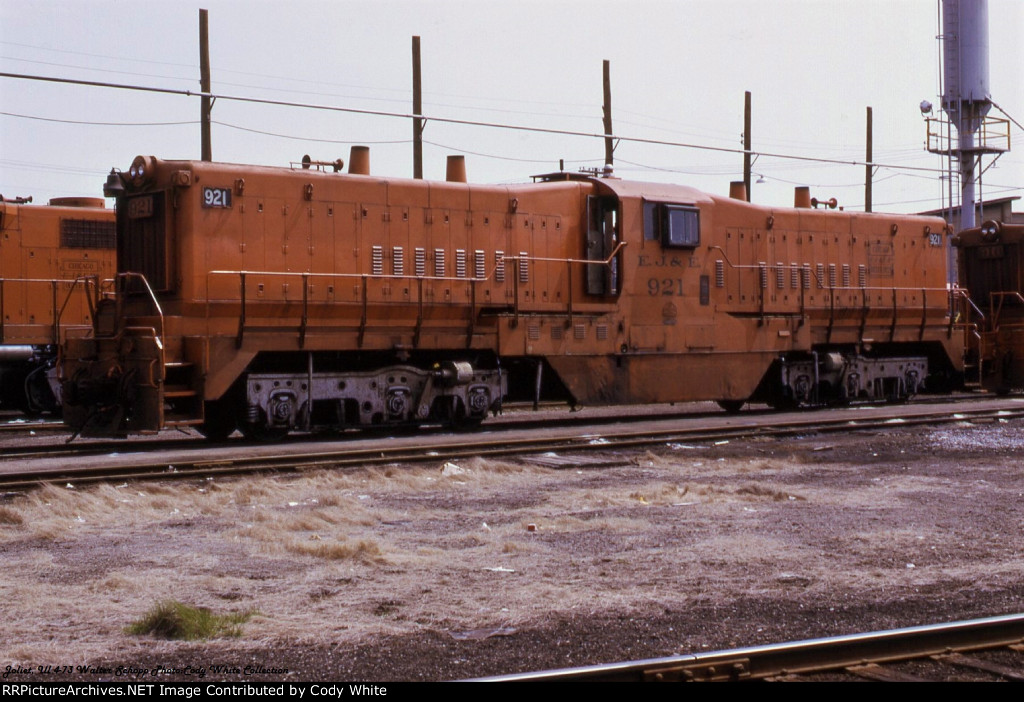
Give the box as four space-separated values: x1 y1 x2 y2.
61 218 115 249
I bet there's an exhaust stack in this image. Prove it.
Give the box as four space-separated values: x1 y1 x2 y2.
349 146 370 175
446 155 467 183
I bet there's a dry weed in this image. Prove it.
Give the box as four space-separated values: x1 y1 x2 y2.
0 506 24 525
285 537 384 563
736 484 806 502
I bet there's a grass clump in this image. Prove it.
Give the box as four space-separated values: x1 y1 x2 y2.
125 600 255 640
286 537 383 563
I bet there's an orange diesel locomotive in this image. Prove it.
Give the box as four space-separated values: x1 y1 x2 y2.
60 152 962 438
0 196 115 413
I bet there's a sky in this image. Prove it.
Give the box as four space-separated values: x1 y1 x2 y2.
0 0 1021 216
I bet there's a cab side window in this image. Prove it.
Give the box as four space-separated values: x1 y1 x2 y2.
644 201 700 248
662 205 700 248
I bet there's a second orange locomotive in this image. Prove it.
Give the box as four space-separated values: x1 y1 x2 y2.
1 196 115 414
60 152 962 438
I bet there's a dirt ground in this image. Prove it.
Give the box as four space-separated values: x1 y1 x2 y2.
1 418 1022 681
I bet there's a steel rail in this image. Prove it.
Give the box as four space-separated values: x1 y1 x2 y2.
475 613 1024 682
0 419 64 433
1 402 1022 490
0 391 1002 459
0 402 759 461
0 391 1006 438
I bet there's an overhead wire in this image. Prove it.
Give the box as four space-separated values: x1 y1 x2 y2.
423 139 602 165
4 47 997 183
1 39 599 112
0 110 195 127
213 120 408 145
0 71 956 177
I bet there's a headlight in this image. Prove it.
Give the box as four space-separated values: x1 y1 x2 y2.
129 156 154 187
980 221 1001 241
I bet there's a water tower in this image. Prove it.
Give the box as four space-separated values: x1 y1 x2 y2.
928 0 1009 232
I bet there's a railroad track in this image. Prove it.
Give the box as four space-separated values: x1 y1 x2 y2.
0 392 1005 438
0 418 63 433
1 398 1022 490
478 613 1024 682
0 402 746 460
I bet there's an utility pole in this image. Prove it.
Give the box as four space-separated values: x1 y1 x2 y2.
743 91 751 202
602 60 613 167
412 36 423 179
865 106 873 212
199 9 212 162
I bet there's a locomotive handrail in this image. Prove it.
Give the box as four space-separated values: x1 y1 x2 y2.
505 242 626 326
707 247 951 297
112 272 166 352
208 268 491 285
25 275 98 345
989 291 1024 331
205 242 626 295
710 246 956 343
947 288 986 385
206 242 626 347
949 287 986 345
211 268 495 350
951 287 986 322
502 241 627 267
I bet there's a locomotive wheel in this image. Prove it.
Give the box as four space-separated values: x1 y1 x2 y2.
240 423 288 443
197 399 238 441
717 400 745 414
766 392 798 411
20 368 59 416
442 396 484 430
451 416 484 430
